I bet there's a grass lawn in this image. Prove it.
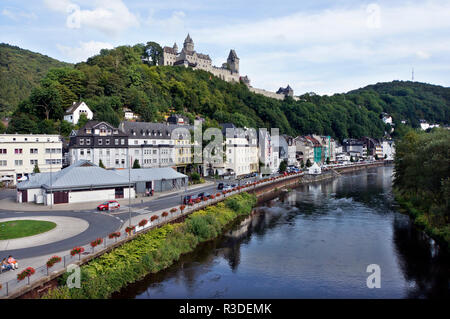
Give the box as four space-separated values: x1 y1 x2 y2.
0 220 57 240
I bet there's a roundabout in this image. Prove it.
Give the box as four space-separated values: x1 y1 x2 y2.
0 216 89 251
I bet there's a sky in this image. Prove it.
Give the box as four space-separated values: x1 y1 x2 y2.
1 0 449 95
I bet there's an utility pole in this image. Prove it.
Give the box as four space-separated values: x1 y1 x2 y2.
128 151 132 227
50 145 52 209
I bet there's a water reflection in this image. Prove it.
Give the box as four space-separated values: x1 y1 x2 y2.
113 166 449 299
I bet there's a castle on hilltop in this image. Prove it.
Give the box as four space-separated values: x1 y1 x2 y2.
160 34 298 100
160 34 241 83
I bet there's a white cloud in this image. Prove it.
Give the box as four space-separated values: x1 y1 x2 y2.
1 8 37 20
44 0 139 36
57 41 114 62
146 10 186 32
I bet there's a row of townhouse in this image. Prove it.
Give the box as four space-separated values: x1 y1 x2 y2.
1 113 395 186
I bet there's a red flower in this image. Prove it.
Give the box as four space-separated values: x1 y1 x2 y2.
170 208 177 213
162 212 169 217
90 238 103 247
17 267 35 281
150 215 159 222
108 232 121 239
70 247 85 256
46 256 62 268
180 205 186 211
125 226 135 233
139 219 148 227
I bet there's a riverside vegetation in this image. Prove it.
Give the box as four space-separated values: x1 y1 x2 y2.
42 193 256 299
393 128 450 249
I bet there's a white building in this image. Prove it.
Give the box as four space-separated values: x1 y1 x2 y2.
16 160 134 205
123 108 139 121
0 134 62 185
259 130 279 174
382 140 395 160
119 122 177 169
69 121 129 169
224 126 259 177
64 102 93 125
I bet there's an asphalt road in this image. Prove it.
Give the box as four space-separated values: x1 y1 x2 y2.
0 174 275 260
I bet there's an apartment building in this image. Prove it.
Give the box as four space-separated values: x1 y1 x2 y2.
69 121 129 169
0 134 62 185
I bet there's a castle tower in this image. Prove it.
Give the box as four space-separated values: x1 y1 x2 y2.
183 34 194 52
173 42 178 54
227 49 239 73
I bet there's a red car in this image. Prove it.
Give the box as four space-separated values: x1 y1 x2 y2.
97 200 120 211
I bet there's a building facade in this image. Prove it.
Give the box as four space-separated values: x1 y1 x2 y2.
0 134 62 185
64 101 93 125
160 34 241 83
69 121 129 169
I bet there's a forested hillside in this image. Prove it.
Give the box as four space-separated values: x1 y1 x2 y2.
2 43 449 140
0 43 72 117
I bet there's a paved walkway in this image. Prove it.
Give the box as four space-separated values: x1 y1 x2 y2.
0 216 89 251
0 181 215 212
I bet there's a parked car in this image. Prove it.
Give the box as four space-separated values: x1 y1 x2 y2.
217 182 224 190
97 200 120 211
223 185 233 191
197 192 211 200
183 195 198 205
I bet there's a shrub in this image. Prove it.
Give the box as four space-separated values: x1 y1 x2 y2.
41 193 256 299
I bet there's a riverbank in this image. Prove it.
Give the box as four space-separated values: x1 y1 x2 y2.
394 189 449 252
41 193 256 299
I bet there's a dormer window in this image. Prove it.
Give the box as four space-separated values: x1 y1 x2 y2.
86 129 92 134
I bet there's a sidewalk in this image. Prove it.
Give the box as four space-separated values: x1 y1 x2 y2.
0 181 214 212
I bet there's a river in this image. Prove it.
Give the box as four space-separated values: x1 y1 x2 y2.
113 166 449 299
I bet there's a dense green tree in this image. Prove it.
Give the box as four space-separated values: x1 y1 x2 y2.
98 159 105 169
306 159 312 167
279 160 288 173
33 163 40 173
133 159 141 169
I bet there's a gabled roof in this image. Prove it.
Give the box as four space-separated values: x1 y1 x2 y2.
65 101 90 115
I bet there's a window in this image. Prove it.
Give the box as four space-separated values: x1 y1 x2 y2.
80 150 84 155
46 159 61 165
121 139 125 145
14 149 23 154
15 160 23 166
106 139 110 145
0 149 6 154
115 159 119 165
30 159 38 165
98 139 103 145
0 160 7 166
80 138 84 145
115 139 119 145
30 148 38 154
86 139 91 145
